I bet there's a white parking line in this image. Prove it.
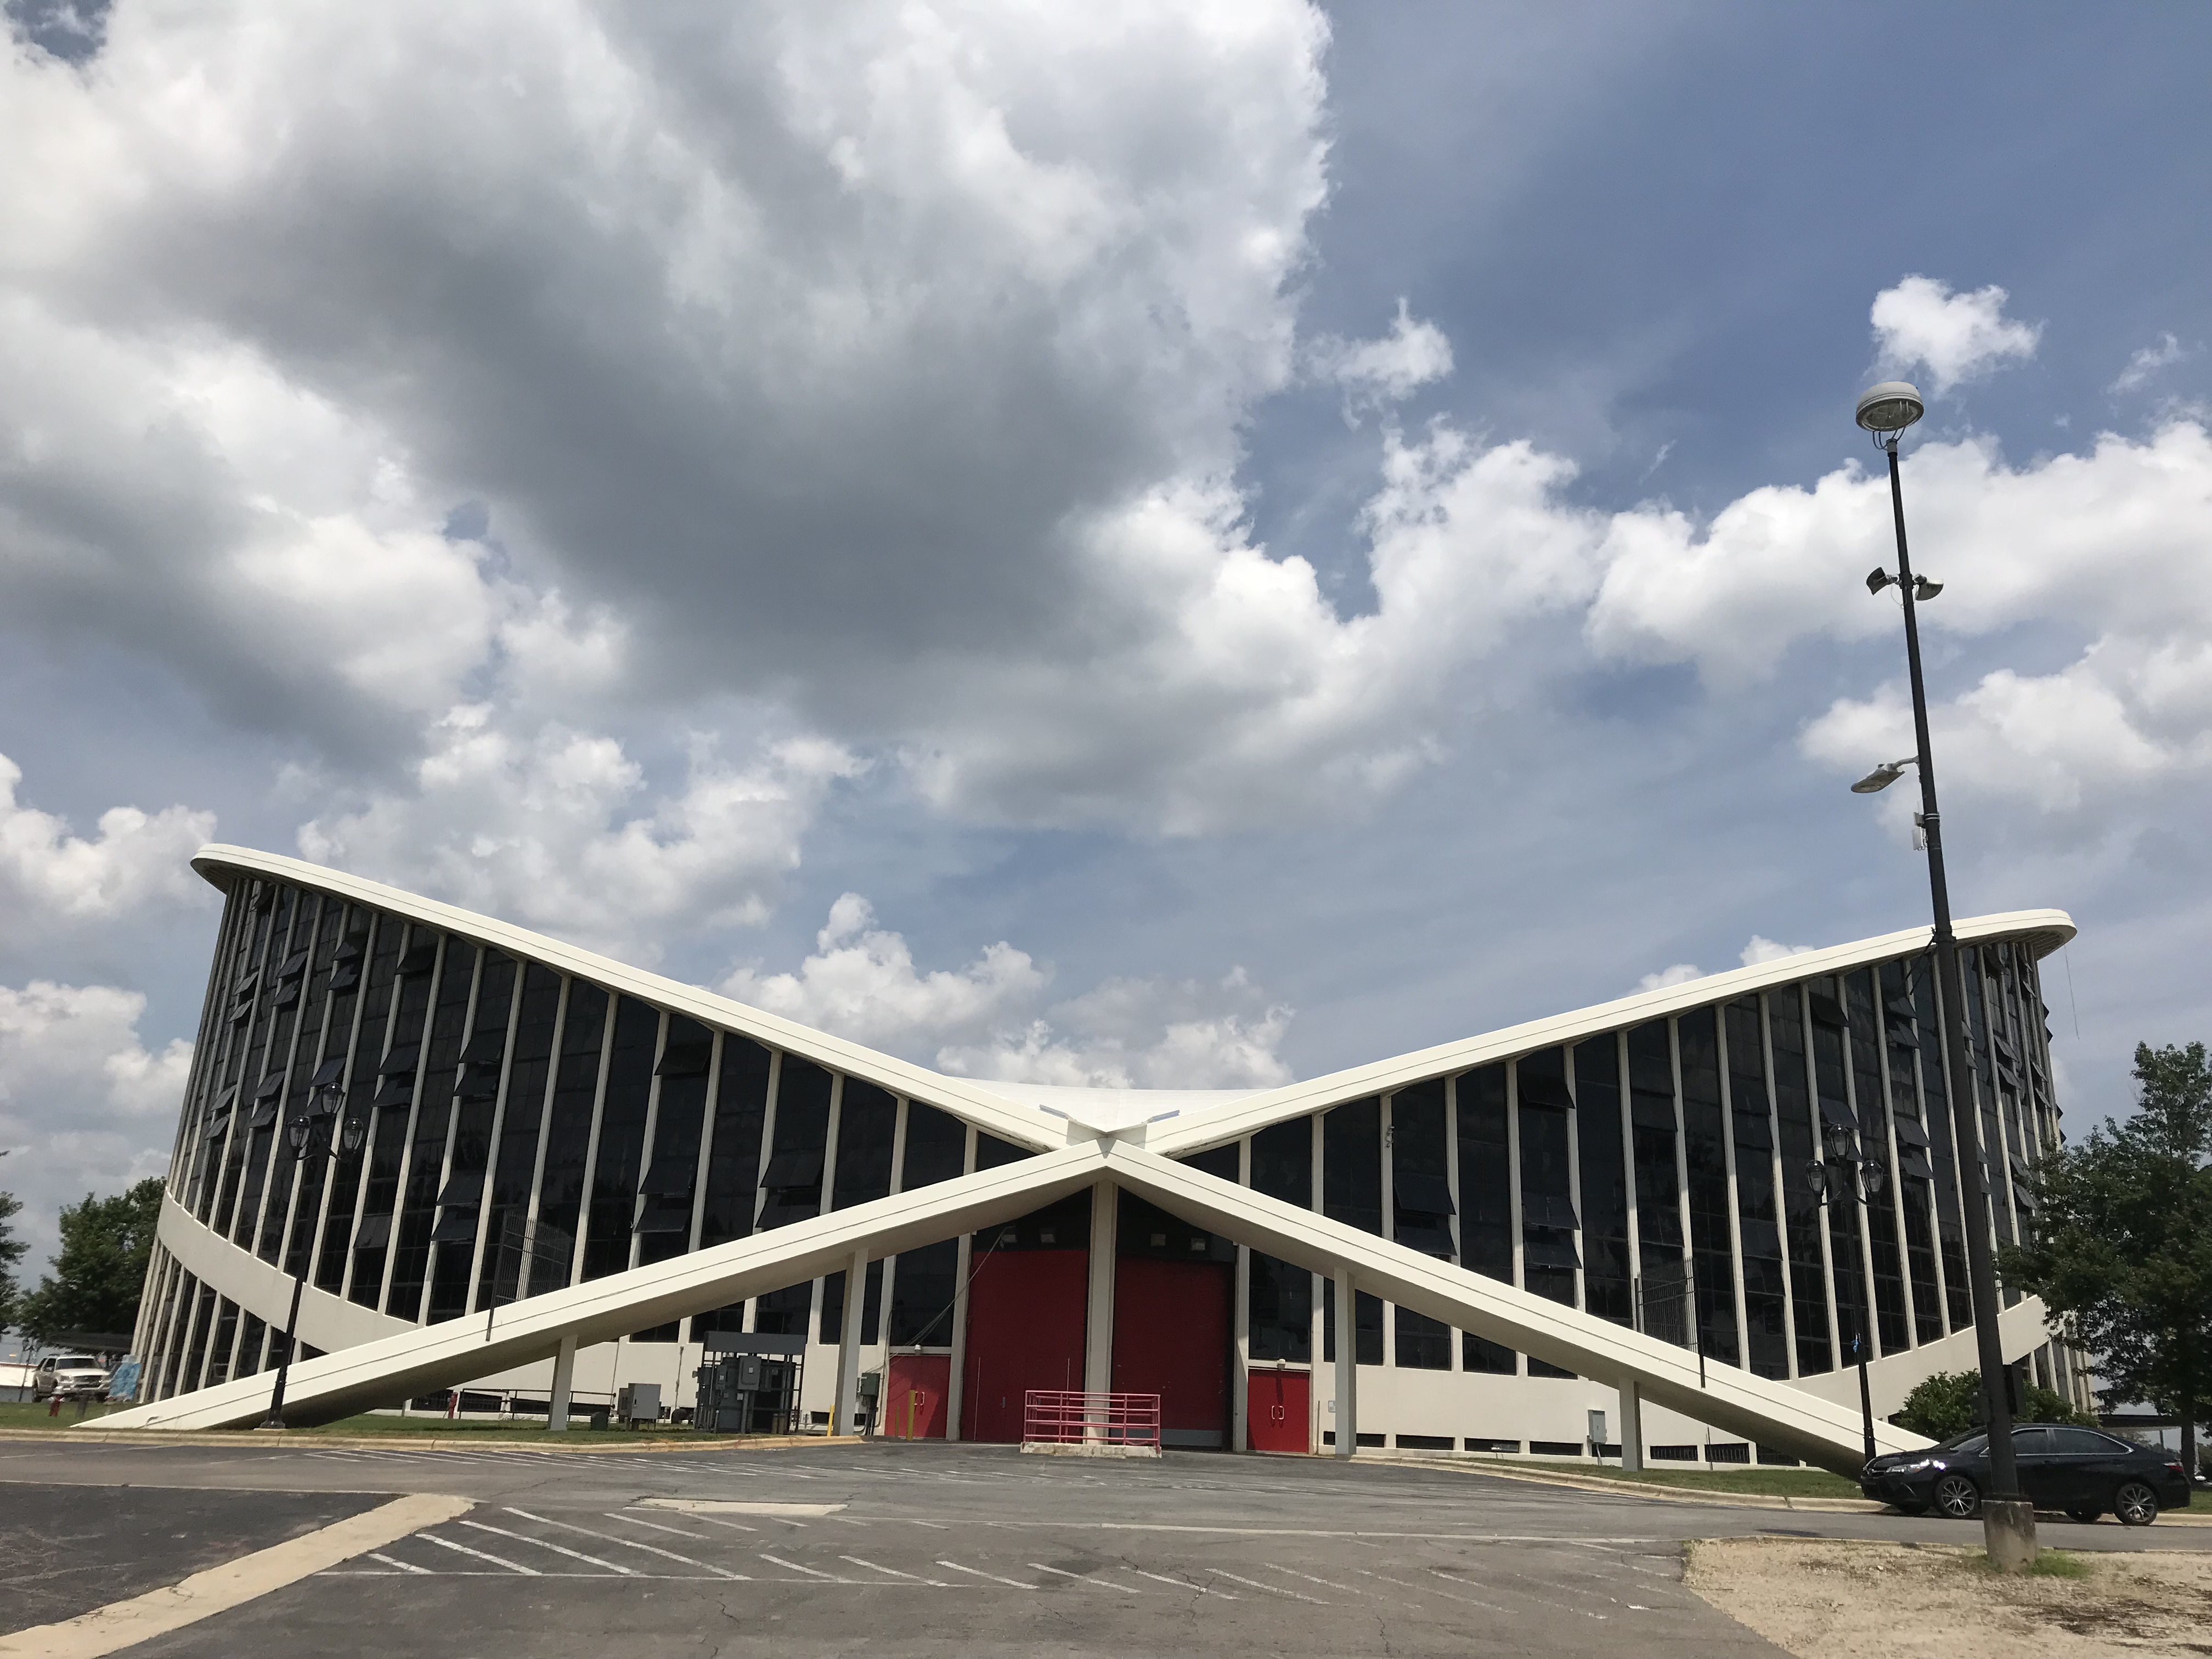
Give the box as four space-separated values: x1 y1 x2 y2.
366 1551 432 1575
1422 1569 1519 1612
417 1531 540 1576
1211 1568 1326 1603
459 1519 634 1575
760 1553 837 1580
1132 1569 1236 1598
839 1555 952 1587
1029 1563 1141 1594
1357 1566 1504 1612
906 1519 949 1530
1262 1563 1363 1594
607 1513 712 1541
501 1509 747 1579
938 1560 1036 1590
689 1515 761 1534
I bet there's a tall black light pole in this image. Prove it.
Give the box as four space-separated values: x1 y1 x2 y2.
1850 381 2036 1565
1803 1130 1888 1465
261 1082 367 1430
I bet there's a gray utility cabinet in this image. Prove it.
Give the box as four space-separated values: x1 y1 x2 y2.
694 1331 805 1434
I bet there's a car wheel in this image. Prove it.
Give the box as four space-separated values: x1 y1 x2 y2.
2064 1506 2102 1524
2114 1481 2160 1527
1932 1473 1982 1520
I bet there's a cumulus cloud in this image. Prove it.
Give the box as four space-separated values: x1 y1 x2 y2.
720 893 1048 1052
1 7 2196 912
0 979 190 1256
1585 416 2212 831
297 710 861 963
1307 298 1454 417
1635 937 1814 994
2109 332 2190 394
1870 275 2041 395
721 897 1292 1089
1740 935 1814 967
0 753 215 933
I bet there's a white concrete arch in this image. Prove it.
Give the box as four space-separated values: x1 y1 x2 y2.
105 1131 1943 1471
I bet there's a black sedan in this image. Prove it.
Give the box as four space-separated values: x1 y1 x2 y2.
1862 1425 2192 1525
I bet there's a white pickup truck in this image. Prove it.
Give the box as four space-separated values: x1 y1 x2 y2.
32 1355 112 1402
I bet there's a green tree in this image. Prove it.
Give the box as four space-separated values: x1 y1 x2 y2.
15 1178 165 1344
2001 1040 2212 1480
1895 1368 2094 1438
0 1188 26 1333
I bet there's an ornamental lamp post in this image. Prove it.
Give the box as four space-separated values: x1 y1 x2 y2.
259 1082 368 1431
1802 1132 1887 1465
1850 380 2037 1568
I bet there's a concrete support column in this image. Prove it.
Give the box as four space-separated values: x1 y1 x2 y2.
1618 1378 1644 1472
1084 1179 1116 1396
1334 1269 1357 1460
548 1333 575 1432
833 1246 868 1437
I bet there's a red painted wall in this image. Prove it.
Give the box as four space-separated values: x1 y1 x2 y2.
960 1249 1088 1443
1111 1257 1232 1444
882 1353 950 1440
1245 1367 1310 1453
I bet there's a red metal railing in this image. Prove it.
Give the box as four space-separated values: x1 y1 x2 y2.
1022 1389 1161 1449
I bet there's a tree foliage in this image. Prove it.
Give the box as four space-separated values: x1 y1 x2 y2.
1895 1368 2094 1438
15 1178 165 1343
0 1188 25 1334
2001 1040 2212 1476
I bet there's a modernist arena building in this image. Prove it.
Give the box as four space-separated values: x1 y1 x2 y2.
111 846 2087 1470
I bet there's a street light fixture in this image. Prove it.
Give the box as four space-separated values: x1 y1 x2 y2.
261 1082 368 1431
1850 379 2037 1567
1802 1126 1888 1464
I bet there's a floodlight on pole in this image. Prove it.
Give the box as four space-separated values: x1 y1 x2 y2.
1850 758 1917 794
1855 380 1926 436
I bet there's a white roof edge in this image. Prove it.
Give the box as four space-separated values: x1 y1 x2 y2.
1145 906 2076 1157
191 845 1068 1151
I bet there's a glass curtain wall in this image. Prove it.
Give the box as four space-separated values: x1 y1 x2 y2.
141 867 2084 1410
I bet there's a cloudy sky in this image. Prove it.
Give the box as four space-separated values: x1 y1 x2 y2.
3 1 2207 1255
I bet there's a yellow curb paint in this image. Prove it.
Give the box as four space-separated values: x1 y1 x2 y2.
0 1492 472 1659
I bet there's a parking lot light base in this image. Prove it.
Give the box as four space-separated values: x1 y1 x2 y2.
1981 1498 2039 1571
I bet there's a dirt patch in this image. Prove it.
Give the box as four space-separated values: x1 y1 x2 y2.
1686 1537 2212 1658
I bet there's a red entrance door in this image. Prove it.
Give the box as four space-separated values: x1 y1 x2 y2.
882 1353 950 1439
960 1249 1087 1443
1245 1367 1310 1453
1112 1257 1232 1448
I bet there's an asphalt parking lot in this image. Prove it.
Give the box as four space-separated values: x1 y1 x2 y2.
0 1436 2202 1657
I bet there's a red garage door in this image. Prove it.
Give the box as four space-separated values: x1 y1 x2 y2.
1112 1257 1232 1448
960 1249 1087 1443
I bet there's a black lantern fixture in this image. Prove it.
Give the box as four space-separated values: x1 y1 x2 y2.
261 1081 368 1431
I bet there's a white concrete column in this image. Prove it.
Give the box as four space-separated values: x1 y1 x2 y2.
1334 1268 1357 1459
1618 1378 1644 1472
833 1246 868 1436
1084 1178 1116 1395
548 1333 576 1432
